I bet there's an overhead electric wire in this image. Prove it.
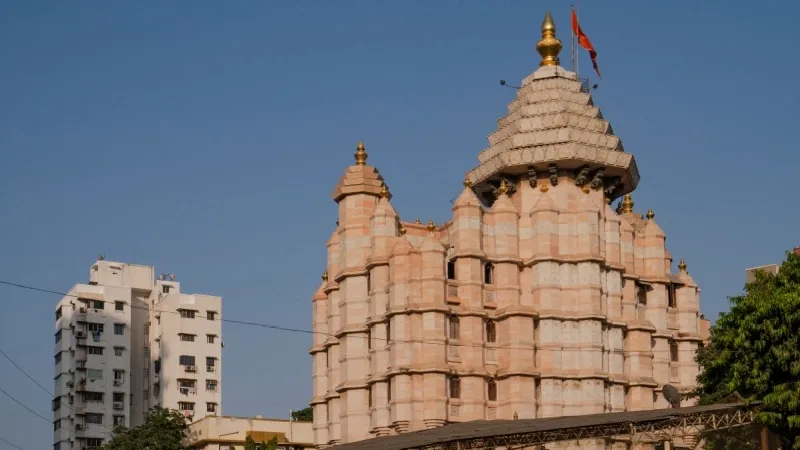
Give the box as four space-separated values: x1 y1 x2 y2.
0 436 27 450
0 279 700 354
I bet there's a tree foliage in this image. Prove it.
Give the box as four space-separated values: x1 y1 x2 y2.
244 435 279 450
104 407 190 450
695 250 800 449
292 407 313 422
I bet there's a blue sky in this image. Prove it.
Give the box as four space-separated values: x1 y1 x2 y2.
1 1 799 448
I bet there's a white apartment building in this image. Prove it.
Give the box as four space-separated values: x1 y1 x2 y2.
53 259 223 450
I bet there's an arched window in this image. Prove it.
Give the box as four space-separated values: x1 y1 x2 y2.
487 380 497 402
485 320 496 343
449 376 461 399
447 259 456 280
484 263 494 285
448 316 460 340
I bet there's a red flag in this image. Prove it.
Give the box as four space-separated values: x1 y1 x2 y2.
571 7 601 78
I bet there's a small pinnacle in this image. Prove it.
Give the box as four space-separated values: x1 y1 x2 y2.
398 222 406 236
415 218 422 224
322 270 329 283
513 411 519 420
678 259 687 272
646 209 655 220
621 194 634 213
354 141 368 166
426 220 436 232
380 184 389 199
497 179 509 196
463 174 473 188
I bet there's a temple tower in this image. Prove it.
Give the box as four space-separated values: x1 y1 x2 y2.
310 11 709 449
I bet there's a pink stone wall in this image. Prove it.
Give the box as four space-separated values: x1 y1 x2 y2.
311 171 704 447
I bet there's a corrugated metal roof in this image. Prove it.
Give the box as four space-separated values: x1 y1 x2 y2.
328 403 748 450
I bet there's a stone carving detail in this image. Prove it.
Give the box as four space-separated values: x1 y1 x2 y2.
604 177 621 196
548 164 559 186
589 168 605 190
574 166 590 186
528 166 538 188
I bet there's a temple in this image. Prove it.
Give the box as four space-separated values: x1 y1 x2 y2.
310 11 710 449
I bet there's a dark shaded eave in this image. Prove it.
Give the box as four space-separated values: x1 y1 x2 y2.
327 402 758 450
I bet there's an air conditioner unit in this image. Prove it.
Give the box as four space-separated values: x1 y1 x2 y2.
79 308 87 313
185 365 197 372
66 380 74 387
113 379 122 386
206 366 215 373
113 402 124 410
75 424 84 430
183 410 194 419
188 389 197 395
180 387 189 395
75 331 86 339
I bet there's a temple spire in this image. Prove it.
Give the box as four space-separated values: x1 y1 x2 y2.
354 141 368 166
536 11 562 67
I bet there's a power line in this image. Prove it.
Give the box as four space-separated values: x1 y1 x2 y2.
0 279 702 354
0 386 50 424
0 436 27 450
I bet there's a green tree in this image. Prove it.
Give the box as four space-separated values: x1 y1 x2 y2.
695 249 800 449
291 407 313 422
244 436 257 450
104 407 190 450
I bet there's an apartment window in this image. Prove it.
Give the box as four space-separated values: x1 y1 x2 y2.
54 352 62 364
88 346 104 355
206 402 217 413
206 357 216 367
162 285 170 294
485 320 496 343
179 309 196 319
367 329 372 351
387 378 392 402
206 380 218 391
206 334 216 344
54 419 61 431
85 413 103 424
484 263 494 285
670 341 679 362
179 355 196 366
87 369 103 380
114 347 124 357
487 380 497 402
87 323 104 333
447 259 456 280
52 397 61 411
668 284 677 308
154 359 161 374
449 376 461 399
386 320 391 341
114 370 124 383
84 392 104 402
114 324 125 335
86 438 103 448
179 333 195 342
113 392 124 403
448 316 460 340
207 311 217 321
115 301 124 311
91 301 104 310
55 307 62 320
178 379 196 389
113 415 125 426
55 330 62 343
178 402 194 411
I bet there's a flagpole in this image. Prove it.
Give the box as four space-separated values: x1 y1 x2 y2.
571 5 575 73
575 4 580 79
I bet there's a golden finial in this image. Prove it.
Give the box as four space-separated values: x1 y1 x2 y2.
497 179 509 196
398 222 406 236
463 174 472 188
354 141 368 166
380 184 389 199
322 270 329 283
581 184 591 194
415 218 422 224
621 194 634 213
678 259 687 272
646 209 655 220
536 11 562 67
540 181 549 193
513 411 519 420
426 220 436 232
